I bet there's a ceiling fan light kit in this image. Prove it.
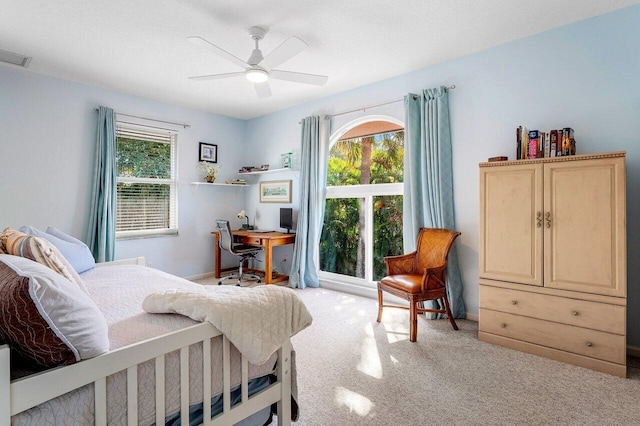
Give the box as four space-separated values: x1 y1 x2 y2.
188 26 328 98
246 68 268 83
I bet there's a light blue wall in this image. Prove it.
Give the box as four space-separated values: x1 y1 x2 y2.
0 66 248 278
244 6 640 346
1 6 638 346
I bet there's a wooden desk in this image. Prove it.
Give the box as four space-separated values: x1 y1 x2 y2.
211 230 296 284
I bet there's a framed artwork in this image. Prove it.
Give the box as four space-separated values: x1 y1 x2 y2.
281 152 292 168
199 142 218 163
259 180 292 203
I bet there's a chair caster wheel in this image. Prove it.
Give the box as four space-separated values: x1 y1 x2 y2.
218 281 222 285
236 283 241 286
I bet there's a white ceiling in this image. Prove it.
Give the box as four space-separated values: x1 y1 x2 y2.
1 0 638 120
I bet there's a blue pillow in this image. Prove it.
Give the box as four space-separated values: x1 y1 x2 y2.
18 226 96 274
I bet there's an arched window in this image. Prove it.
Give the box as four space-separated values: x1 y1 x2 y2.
319 117 404 285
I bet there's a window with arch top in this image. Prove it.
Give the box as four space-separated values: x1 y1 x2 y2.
319 117 404 284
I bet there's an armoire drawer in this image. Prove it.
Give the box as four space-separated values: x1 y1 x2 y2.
480 285 625 335
479 309 626 364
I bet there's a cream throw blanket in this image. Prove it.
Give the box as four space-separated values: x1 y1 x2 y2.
142 285 312 365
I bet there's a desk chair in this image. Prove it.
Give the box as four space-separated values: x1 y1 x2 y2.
216 220 263 286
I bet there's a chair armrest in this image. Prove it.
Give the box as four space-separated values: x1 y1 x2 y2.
421 264 447 291
384 252 416 276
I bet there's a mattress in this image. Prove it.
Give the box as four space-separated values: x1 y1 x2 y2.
12 264 279 425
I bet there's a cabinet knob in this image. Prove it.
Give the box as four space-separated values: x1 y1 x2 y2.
572 311 579 316
511 300 518 305
545 212 552 228
586 342 593 347
501 323 507 328
536 211 542 228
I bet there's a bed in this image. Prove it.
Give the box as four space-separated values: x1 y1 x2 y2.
1 256 309 426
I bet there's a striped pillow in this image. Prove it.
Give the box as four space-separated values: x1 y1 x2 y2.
0 228 78 286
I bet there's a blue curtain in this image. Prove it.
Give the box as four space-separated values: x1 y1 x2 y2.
289 116 330 289
86 106 117 262
403 87 465 318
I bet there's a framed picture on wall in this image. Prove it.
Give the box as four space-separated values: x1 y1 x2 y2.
259 180 292 203
199 142 218 163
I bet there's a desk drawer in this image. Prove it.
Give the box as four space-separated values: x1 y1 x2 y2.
480 309 625 364
480 285 625 335
236 236 264 246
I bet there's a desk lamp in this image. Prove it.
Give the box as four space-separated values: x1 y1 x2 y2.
237 210 254 230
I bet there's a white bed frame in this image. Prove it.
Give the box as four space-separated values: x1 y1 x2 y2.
0 257 292 426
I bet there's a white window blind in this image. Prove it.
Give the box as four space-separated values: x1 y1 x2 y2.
115 125 178 239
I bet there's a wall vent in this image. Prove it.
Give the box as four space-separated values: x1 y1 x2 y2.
0 48 32 67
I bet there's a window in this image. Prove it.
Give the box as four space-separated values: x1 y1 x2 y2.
320 120 404 285
115 125 178 238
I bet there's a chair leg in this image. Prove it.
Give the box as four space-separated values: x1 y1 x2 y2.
443 296 459 331
409 301 418 342
376 288 383 323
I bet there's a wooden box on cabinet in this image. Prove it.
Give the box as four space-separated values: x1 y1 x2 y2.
478 152 626 377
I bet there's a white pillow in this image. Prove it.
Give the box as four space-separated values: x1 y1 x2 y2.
19 225 95 274
0 255 109 365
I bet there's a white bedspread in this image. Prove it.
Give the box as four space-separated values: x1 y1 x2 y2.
143 285 313 365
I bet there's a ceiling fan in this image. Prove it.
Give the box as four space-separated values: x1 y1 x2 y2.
187 26 328 98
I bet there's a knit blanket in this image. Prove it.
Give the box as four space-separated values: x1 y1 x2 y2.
142 285 312 364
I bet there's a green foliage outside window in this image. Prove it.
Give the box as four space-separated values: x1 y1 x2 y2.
116 137 171 179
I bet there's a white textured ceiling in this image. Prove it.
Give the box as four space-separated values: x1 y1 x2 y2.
1 0 638 120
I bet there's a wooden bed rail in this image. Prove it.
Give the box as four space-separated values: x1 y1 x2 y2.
2 323 292 426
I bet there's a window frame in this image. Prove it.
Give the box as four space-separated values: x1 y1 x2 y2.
319 114 404 289
115 124 179 239
320 183 403 287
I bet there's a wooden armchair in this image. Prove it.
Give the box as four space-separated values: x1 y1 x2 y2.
377 228 461 342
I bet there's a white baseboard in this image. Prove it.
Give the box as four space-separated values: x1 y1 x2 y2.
319 278 477 321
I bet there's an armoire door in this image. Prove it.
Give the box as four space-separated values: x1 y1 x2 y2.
543 157 626 297
479 163 543 286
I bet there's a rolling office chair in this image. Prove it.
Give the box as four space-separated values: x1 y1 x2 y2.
216 219 263 286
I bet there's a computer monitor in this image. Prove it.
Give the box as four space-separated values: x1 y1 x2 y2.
280 208 294 233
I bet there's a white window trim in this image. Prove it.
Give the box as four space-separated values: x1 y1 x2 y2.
115 124 179 239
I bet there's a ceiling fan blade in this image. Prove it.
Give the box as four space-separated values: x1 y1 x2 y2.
270 70 328 86
254 81 271 98
187 36 248 70
188 72 246 81
258 36 307 70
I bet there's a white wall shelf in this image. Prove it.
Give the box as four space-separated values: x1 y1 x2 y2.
190 182 250 187
238 168 297 175
189 182 250 192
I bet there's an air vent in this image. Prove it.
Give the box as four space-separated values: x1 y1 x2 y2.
0 48 32 67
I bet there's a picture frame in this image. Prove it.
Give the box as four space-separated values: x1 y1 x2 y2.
259 180 292 203
199 142 218 163
281 152 293 169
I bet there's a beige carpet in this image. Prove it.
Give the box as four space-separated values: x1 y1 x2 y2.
194 277 640 425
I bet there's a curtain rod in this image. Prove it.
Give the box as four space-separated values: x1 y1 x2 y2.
298 85 456 123
328 85 456 119
93 108 190 129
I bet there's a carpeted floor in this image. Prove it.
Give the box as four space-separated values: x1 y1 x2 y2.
194 277 640 425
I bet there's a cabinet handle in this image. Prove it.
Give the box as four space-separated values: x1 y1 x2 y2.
511 300 518 305
586 342 593 347
501 323 507 328
545 212 551 228
536 211 542 228
572 311 579 316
